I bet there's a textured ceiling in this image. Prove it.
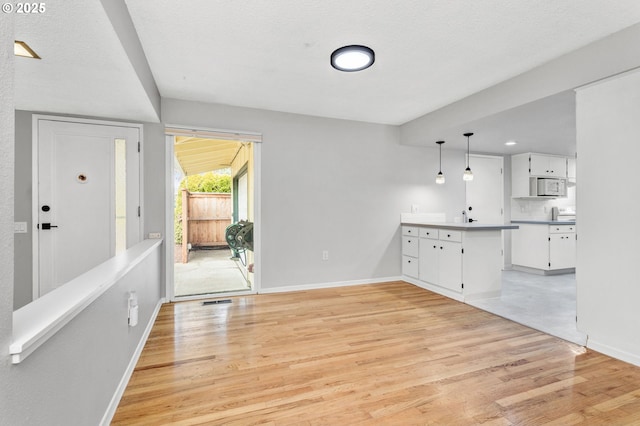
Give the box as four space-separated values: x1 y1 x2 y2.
436 91 577 156
125 0 640 125
11 0 640 152
14 0 159 122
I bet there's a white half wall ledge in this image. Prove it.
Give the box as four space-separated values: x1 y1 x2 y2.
400 22 640 146
10 239 163 364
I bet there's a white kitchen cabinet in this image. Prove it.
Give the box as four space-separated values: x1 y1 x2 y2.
402 255 418 279
438 240 462 293
530 153 567 177
419 237 462 294
567 157 576 180
402 236 419 258
403 224 508 302
418 238 439 285
512 153 569 198
401 226 419 278
512 223 576 273
549 233 576 270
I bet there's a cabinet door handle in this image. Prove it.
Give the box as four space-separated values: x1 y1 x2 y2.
433 245 436 249
440 246 443 250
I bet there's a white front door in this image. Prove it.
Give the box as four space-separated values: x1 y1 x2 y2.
35 118 141 297
465 154 504 224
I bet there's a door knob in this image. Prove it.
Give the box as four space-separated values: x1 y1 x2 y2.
39 223 58 230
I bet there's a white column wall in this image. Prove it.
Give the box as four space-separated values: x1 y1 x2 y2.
576 68 640 365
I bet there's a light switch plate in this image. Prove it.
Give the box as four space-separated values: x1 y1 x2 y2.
14 222 28 233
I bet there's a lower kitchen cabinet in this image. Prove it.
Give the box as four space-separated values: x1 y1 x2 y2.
401 226 419 278
512 223 576 273
402 224 508 302
439 240 463 293
402 255 419 278
420 237 462 294
549 232 576 270
418 239 439 285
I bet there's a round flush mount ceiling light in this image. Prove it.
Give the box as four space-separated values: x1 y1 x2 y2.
331 45 375 72
505 140 517 146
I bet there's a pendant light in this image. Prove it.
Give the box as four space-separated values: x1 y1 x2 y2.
435 140 445 184
463 132 474 181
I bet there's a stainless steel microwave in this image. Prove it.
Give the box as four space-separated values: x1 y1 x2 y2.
537 178 566 196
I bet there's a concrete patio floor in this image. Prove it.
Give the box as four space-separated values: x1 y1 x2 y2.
174 247 251 297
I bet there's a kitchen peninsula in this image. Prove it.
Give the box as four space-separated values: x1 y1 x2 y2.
401 217 518 303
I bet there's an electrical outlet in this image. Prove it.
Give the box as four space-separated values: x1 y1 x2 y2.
148 232 162 239
322 250 329 261
411 204 419 213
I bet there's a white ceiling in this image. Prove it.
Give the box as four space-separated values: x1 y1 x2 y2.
12 1 640 154
124 0 640 125
438 90 577 156
14 0 159 122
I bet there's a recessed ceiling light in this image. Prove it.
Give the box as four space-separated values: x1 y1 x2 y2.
14 40 40 59
505 140 517 146
331 45 374 72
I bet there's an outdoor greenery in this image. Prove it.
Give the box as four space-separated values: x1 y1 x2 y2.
174 172 231 244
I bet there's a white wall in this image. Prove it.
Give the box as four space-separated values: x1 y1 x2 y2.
3 51 166 426
12 110 166 309
576 68 640 365
0 13 16 411
163 99 468 290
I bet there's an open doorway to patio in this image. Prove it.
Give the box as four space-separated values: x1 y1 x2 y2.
171 135 256 297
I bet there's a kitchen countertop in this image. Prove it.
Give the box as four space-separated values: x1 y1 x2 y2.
401 221 519 231
512 220 576 225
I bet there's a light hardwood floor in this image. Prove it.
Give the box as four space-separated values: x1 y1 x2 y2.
112 281 640 425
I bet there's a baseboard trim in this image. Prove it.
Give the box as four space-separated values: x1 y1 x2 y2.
512 265 575 275
587 338 640 367
259 276 403 294
100 297 166 426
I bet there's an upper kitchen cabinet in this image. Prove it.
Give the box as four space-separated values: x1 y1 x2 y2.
567 157 576 181
512 153 569 198
529 153 567 178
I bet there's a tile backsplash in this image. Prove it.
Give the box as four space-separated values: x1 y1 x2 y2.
511 185 576 221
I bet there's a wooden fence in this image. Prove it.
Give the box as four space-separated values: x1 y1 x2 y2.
180 190 231 263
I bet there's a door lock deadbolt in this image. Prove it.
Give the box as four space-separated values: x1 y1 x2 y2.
42 205 50 212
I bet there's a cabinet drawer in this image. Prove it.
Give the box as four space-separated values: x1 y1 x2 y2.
402 236 419 257
439 230 462 242
402 226 419 237
419 228 439 239
549 225 576 234
402 255 419 278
